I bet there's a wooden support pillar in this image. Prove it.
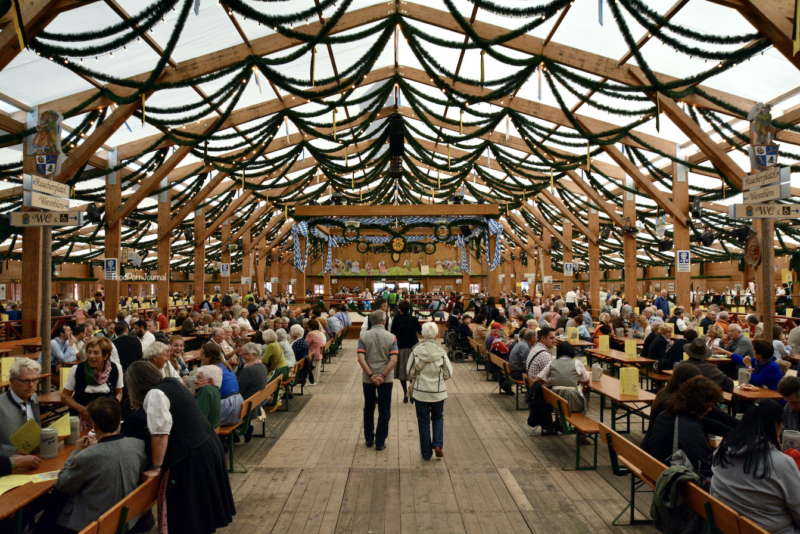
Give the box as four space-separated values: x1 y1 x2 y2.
589 205 600 317
623 176 638 301
563 221 573 291
487 237 499 297
193 208 205 301
673 147 691 309
21 120 41 338
256 237 266 298
241 231 252 295
220 218 231 296
157 178 171 313
104 153 121 321
757 219 775 342
21 228 41 338
542 230 552 298
294 235 306 298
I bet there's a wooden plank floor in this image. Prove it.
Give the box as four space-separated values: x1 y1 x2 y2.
204 340 659 534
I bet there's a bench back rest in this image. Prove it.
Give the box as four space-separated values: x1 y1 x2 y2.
681 482 741 534
467 337 485 355
738 516 769 534
599 423 666 483
77 523 99 534
238 376 282 419
542 386 572 418
96 475 161 534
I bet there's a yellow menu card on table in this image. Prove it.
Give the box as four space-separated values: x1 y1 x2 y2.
598 335 609 352
59 367 71 391
9 418 42 454
567 327 579 343
619 367 640 396
49 414 70 437
1 357 14 382
624 340 637 359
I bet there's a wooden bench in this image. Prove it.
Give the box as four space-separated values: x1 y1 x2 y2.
642 369 671 392
282 358 306 411
467 337 488 376
599 423 769 533
76 475 161 534
217 376 281 472
498 358 527 410
321 338 333 371
487 352 512 397
542 386 598 470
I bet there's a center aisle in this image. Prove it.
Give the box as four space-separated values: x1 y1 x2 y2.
217 339 659 534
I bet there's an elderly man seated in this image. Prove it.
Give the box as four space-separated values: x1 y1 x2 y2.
0 359 43 470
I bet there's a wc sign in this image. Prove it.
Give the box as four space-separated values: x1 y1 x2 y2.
104 258 118 280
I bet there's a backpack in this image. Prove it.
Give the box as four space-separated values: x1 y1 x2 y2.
525 381 557 434
388 292 398 305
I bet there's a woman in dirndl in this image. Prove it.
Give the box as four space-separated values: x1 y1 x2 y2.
125 360 235 534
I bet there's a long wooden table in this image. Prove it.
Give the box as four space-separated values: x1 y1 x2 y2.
0 435 83 531
586 374 656 433
585 348 655 379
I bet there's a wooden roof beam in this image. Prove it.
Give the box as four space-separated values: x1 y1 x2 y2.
729 1 800 71
505 211 550 251
627 69 747 190
38 2 391 116
521 200 571 251
402 3 756 117
538 188 598 244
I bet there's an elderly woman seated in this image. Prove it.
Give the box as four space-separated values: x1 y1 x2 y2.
237 342 269 441
199 343 243 427
261 330 288 409
194 364 222 429
61 337 123 431
276 328 296 367
237 309 252 332
143 341 182 379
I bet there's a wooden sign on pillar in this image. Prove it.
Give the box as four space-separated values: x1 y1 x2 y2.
220 218 231 296
193 208 205 300
673 145 691 309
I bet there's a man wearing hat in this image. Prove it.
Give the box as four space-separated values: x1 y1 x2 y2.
677 338 734 393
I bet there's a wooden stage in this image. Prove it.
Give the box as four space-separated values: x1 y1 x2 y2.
182 339 657 534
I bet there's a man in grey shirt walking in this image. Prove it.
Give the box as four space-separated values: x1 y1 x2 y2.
357 310 398 451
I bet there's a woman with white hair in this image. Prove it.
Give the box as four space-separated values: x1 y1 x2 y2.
237 343 269 438
237 309 252 333
407 321 453 460
195 364 222 429
290 324 310 389
276 328 296 367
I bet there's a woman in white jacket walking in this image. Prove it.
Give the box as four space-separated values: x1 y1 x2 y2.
407 321 453 460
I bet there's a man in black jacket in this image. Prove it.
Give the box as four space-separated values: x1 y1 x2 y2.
113 321 143 373
676 338 734 393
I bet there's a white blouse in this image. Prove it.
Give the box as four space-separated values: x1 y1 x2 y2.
143 388 173 435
